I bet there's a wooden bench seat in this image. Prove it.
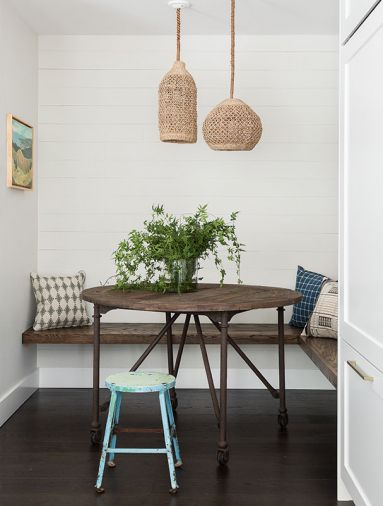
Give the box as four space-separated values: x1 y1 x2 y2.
22 323 337 387
22 323 302 345
298 334 337 388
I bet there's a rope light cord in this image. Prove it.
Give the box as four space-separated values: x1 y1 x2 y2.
230 0 235 99
176 8 181 61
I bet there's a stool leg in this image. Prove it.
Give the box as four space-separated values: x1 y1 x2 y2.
159 390 179 493
108 392 122 468
165 389 182 467
95 390 117 493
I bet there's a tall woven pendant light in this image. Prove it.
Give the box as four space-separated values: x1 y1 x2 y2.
158 1 197 143
203 0 262 151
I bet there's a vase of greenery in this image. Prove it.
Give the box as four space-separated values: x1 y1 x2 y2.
113 204 243 294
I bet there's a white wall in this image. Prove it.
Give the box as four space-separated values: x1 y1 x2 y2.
0 0 38 425
37 34 338 389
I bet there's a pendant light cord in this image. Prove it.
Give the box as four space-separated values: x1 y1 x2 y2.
176 8 181 61
230 0 235 98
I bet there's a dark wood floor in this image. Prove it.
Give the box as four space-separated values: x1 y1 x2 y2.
0 389 353 506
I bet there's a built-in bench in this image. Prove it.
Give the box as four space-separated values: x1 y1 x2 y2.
22 323 337 387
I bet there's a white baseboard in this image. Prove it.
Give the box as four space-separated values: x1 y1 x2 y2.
0 369 39 427
39 367 334 389
337 476 352 501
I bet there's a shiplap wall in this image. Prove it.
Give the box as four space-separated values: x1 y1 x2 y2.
37 35 338 388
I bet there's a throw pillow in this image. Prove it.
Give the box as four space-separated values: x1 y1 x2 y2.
31 270 92 331
289 265 327 328
306 280 338 339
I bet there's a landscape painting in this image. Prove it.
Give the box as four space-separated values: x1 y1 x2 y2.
7 114 33 190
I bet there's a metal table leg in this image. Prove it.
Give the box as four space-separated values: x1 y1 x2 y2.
277 306 288 431
208 317 279 399
217 312 230 465
194 314 220 422
174 314 190 377
166 312 177 409
90 303 102 445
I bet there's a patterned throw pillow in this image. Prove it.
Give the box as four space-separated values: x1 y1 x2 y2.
306 281 338 339
31 271 92 331
289 265 327 328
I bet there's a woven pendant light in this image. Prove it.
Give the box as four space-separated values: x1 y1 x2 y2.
158 3 197 143
203 0 262 151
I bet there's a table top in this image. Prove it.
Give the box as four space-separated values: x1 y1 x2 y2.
82 283 302 314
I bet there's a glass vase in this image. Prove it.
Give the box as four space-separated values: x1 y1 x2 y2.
166 258 198 293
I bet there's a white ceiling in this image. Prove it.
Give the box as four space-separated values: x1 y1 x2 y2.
9 0 338 35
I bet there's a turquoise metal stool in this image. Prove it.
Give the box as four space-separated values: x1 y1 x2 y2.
95 371 182 494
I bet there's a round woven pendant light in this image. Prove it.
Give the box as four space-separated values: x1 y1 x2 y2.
203 0 262 151
158 3 197 143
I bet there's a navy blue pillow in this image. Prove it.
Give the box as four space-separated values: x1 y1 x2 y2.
290 266 327 328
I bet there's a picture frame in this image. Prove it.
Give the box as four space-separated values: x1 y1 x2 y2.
7 113 34 190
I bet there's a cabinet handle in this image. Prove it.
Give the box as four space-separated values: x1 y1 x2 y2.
347 360 374 382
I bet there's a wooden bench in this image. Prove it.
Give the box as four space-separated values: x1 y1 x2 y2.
22 323 337 387
298 333 337 388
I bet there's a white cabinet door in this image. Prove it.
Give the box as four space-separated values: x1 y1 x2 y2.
341 0 381 42
340 341 383 506
340 3 383 504
340 0 383 375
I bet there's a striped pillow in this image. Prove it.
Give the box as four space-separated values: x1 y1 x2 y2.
289 265 327 328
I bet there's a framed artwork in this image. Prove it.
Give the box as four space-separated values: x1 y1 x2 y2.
7 114 33 190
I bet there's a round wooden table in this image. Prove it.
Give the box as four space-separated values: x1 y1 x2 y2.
82 283 301 464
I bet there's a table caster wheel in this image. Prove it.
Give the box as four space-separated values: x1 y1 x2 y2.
107 461 116 468
217 448 229 465
95 487 105 494
278 412 288 432
90 429 102 445
169 487 178 495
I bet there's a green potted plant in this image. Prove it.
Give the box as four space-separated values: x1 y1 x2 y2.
114 204 244 293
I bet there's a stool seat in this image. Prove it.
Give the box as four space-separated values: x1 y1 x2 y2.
105 371 175 393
